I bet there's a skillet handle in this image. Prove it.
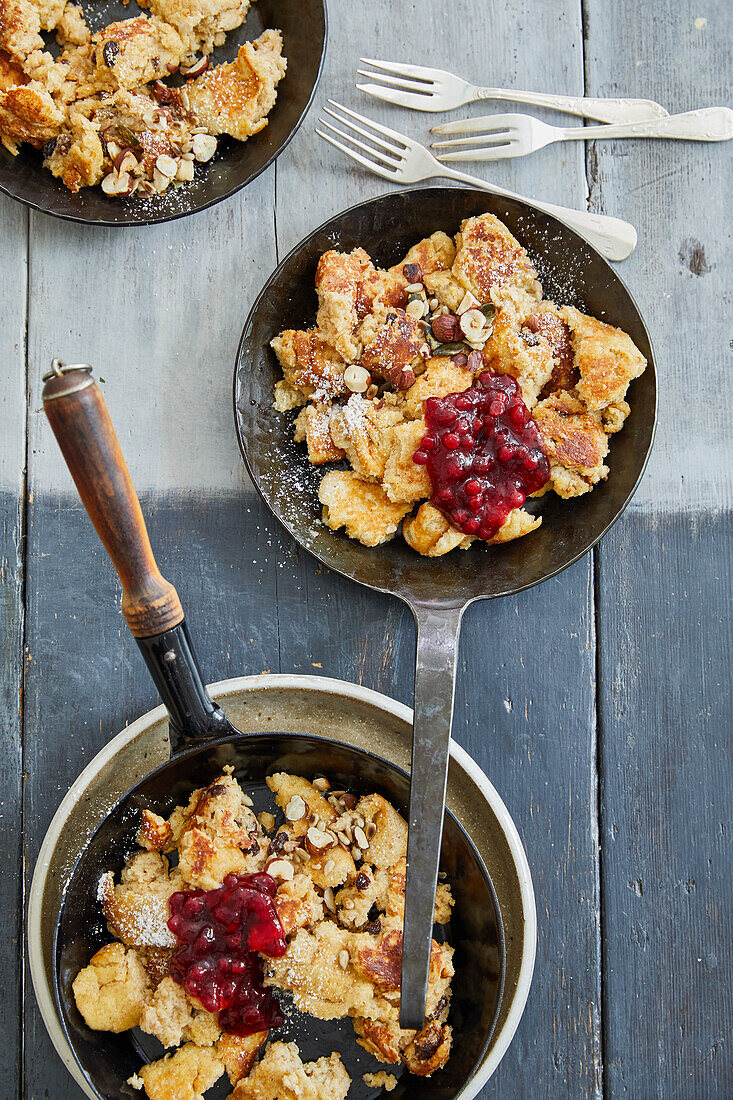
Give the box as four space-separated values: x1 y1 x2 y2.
42 364 183 638
42 361 233 748
400 602 464 1030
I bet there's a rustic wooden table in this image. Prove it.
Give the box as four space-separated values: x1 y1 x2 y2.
1 0 731 1096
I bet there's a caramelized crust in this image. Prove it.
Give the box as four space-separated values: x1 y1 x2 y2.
319 470 411 547
359 306 425 388
561 305 646 411
533 390 610 498
270 329 347 401
328 396 403 482
217 1030 269 1087
186 29 286 141
294 403 345 465
0 79 62 153
451 212 541 307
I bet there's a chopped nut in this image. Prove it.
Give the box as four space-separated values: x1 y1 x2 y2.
183 54 210 78
192 133 217 163
266 858 294 882
285 795 307 821
405 297 426 320
176 159 194 181
459 308 487 341
114 148 138 175
344 364 371 393
457 290 481 315
305 826 335 856
101 170 135 196
153 168 171 193
155 154 178 179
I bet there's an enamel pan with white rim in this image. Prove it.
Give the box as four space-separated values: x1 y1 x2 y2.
234 186 657 1026
42 363 505 1100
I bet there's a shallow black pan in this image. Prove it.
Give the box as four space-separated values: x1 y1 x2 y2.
42 363 504 1100
233 186 657 1024
0 0 326 226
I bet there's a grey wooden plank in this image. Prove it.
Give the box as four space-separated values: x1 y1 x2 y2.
582 0 733 513
584 0 733 1095
275 3 605 1097
597 514 732 1099
0 192 28 1099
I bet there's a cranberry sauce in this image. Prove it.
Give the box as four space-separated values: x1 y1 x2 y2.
414 372 550 541
168 872 287 1035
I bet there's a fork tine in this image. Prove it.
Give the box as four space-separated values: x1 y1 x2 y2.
316 129 400 180
356 69 435 94
356 83 442 111
322 106 405 157
326 100 412 148
318 119 403 168
431 114 520 135
431 132 513 149
359 57 445 81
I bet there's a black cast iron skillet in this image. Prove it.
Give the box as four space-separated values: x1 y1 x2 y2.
0 0 326 226
42 362 504 1100
233 185 658 1027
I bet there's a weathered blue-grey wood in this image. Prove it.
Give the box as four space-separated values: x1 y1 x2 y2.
6 0 731 1096
0 194 28 1100
584 2 733 1096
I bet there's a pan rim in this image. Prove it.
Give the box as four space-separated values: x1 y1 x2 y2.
233 183 658 604
29 673 535 1100
50 702 506 1099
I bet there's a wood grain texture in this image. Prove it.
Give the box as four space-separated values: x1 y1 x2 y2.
0 193 28 1100
584 2 733 1096
597 514 733 1099
6 0 731 1097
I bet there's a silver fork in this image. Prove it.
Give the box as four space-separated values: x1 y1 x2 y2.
431 108 733 161
357 57 668 124
316 101 637 262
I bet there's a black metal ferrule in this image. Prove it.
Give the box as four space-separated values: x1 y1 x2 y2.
135 619 236 752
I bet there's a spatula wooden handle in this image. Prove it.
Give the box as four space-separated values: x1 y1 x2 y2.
42 367 184 638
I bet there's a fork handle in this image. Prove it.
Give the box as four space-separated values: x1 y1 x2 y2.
441 166 637 261
558 107 733 141
471 87 667 124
